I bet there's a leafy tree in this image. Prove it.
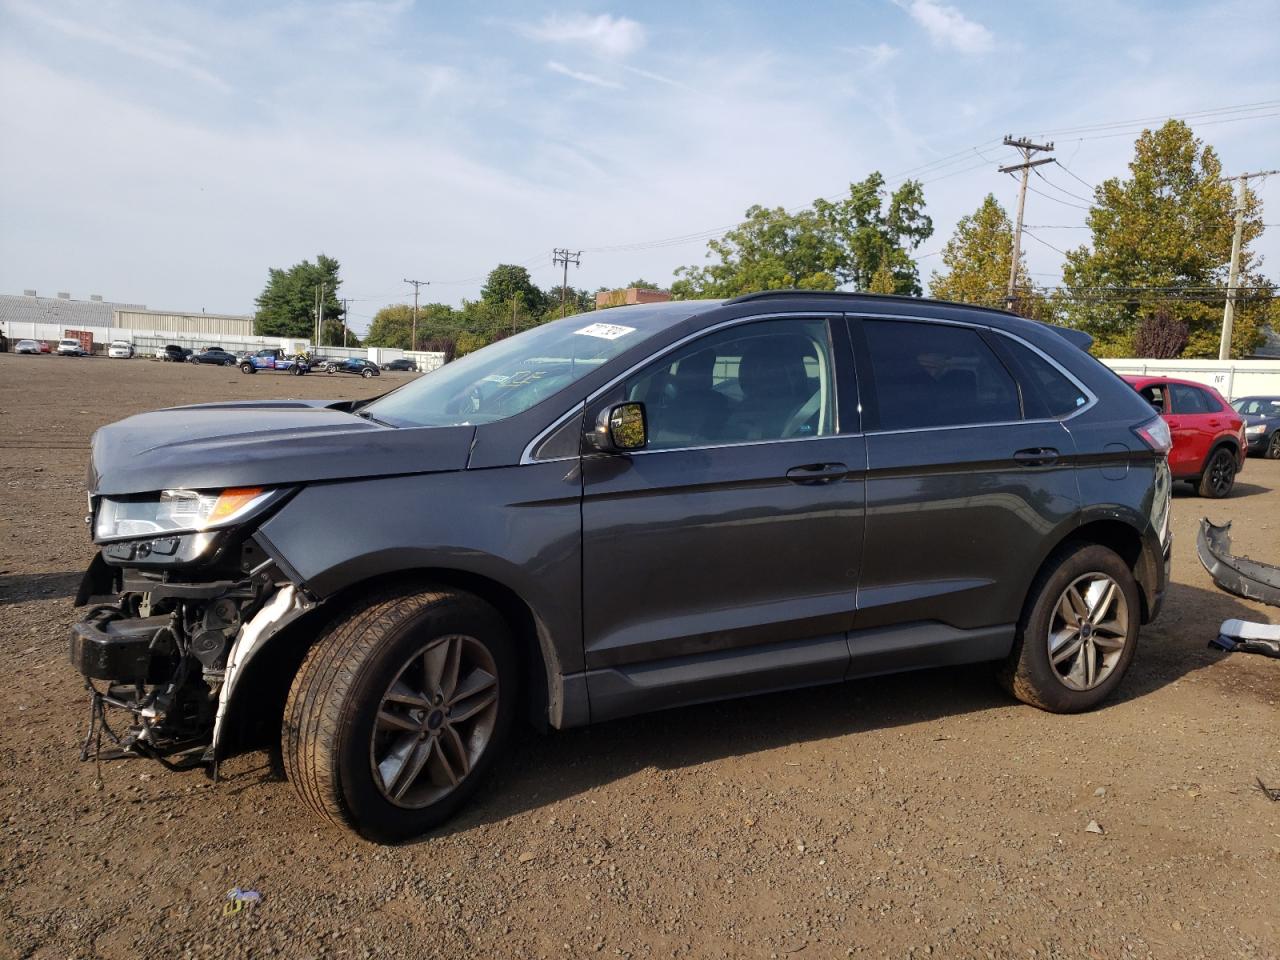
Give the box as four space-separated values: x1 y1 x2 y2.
319 318 361 348
481 264 547 317
542 285 595 320
366 303 460 349
672 173 932 299
929 194 1037 312
868 261 896 293
1132 307 1189 358
254 254 344 339
1060 120 1271 358
627 279 661 290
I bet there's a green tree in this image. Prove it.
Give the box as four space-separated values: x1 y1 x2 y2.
627 279 662 290
254 253 344 339
366 303 460 349
319 318 361 348
1060 120 1271 358
671 173 932 299
868 260 896 293
929 194 1036 312
542 285 594 321
481 264 548 317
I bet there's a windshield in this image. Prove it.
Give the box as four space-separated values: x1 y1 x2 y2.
364 317 654 427
1233 397 1280 416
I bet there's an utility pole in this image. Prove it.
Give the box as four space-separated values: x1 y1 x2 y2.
403 278 429 352
552 248 582 318
998 136 1055 310
316 283 327 348
1219 169 1277 360
340 298 350 347
511 291 522 336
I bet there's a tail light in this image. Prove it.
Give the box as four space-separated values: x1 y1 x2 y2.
1133 415 1172 455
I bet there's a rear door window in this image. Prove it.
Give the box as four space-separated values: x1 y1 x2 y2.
861 320 1020 430
1169 383 1211 414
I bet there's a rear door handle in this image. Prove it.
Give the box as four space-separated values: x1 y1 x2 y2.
1013 447 1059 466
786 462 848 485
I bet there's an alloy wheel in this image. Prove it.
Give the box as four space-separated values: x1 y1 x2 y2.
1208 450 1234 495
1269 432 1280 460
1047 573 1129 691
370 634 500 808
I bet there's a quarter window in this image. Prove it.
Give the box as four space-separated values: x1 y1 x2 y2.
863 320 1020 430
1000 338 1088 417
625 318 834 450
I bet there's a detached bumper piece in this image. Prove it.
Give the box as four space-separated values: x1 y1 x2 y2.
1210 618 1280 659
1196 519 1280 608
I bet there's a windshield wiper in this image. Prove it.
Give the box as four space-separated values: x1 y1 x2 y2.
355 410 396 428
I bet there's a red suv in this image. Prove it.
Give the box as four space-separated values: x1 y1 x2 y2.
1124 376 1245 498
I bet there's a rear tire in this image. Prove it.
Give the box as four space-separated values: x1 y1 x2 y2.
361 368 374 379
1197 447 1236 498
283 586 516 843
999 544 1140 713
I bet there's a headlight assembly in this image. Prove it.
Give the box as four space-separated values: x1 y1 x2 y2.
94 487 285 543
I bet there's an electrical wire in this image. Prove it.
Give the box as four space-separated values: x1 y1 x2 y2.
1033 168 1095 204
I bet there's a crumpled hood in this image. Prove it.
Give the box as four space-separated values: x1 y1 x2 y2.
89 400 475 496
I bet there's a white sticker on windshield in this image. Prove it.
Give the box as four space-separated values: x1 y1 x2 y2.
574 322 636 341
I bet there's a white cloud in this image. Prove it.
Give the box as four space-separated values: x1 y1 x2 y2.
621 64 686 88
857 42 900 70
897 0 994 55
521 13 646 58
4 0 230 90
546 60 622 89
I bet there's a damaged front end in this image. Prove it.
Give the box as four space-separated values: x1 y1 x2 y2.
71 486 315 777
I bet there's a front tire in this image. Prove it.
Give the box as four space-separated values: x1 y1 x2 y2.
999 544 1140 713
1197 447 1236 498
1267 432 1280 460
283 586 516 843
240 362 254 374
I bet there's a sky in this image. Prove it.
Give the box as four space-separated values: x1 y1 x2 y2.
1 0 1278 334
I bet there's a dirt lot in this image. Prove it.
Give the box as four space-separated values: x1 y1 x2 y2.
1 352 1277 960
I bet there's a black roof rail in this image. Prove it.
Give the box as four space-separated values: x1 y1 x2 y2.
722 289 1095 350
722 288 1018 315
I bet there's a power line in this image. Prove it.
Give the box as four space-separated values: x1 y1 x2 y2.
1052 163 1097 193
1021 229 1071 257
1033 168 1094 204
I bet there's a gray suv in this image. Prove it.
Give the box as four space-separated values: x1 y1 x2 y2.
71 292 1172 842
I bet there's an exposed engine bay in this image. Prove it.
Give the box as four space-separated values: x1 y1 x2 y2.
71 536 313 779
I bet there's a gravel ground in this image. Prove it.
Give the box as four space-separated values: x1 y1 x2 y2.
1 352 1278 960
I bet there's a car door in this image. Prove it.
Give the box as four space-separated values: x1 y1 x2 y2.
580 314 866 721
1166 382 1215 476
847 316 1082 672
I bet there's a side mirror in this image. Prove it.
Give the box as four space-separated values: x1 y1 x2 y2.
587 402 648 453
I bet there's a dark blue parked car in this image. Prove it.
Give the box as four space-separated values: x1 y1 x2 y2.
325 357 380 379
1232 396 1280 458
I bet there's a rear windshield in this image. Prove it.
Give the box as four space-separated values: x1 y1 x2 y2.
363 317 655 427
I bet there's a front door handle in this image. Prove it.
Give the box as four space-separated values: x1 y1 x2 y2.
786 462 848 485
1013 447 1059 466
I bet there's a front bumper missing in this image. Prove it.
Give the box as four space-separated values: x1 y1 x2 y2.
69 554 314 778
